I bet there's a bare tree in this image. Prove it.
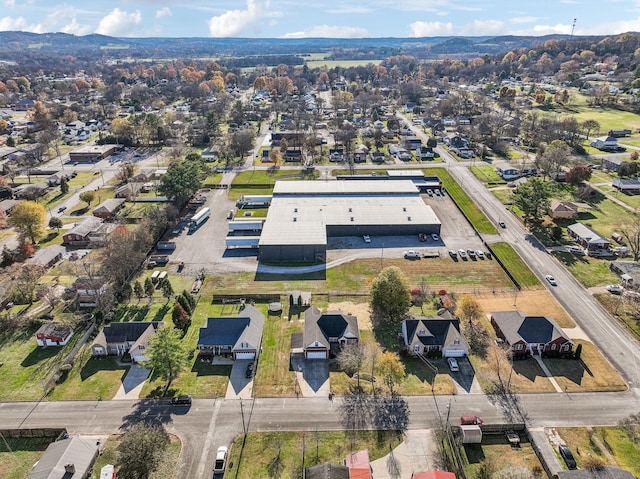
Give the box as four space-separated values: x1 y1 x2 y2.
618 215 640 261
337 342 366 389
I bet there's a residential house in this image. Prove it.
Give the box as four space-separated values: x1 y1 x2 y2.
305 463 350 479
13 182 48 200
14 99 36 111
591 136 621 151
283 149 303 163
417 146 435 160
115 182 144 199
197 305 264 360
412 471 457 479
548 201 590 219
73 276 108 308
91 321 163 362
610 261 640 290
26 436 99 479
490 311 573 358
612 178 640 193
303 307 360 359
27 244 66 268
370 151 385 163
92 198 126 219
601 157 627 172
0 199 19 216
401 316 469 358
567 223 611 254
35 323 74 346
63 217 114 246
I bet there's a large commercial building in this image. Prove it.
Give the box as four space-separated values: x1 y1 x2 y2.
258 179 441 263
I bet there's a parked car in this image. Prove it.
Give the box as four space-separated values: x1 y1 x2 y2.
558 444 577 469
467 249 476 259
475 250 484 259
213 446 228 474
170 395 192 405
458 249 468 259
57 206 67 213
545 275 557 286
448 250 457 258
403 250 421 259
447 358 459 372
568 246 585 255
432 233 440 241
606 284 624 294
39 313 54 320
245 362 254 378
363 234 371 243
460 415 484 425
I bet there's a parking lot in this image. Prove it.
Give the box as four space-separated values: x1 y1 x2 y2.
161 181 487 274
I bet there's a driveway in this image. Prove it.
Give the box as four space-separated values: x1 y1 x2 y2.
448 358 483 394
370 429 440 478
290 353 330 397
113 364 150 400
225 359 255 399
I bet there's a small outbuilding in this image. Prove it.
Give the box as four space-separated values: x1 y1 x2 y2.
459 425 482 444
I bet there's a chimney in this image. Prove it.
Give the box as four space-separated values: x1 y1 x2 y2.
64 463 75 473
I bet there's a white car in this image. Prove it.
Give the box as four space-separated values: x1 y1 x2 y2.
447 358 459 372
363 235 371 243
403 250 421 259
213 446 228 474
606 284 624 294
476 250 484 259
545 275 557 286
458 249 467 259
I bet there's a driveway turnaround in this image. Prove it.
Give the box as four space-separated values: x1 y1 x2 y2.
113 364 150 400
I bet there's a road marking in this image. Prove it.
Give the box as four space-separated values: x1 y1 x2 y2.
196 399 222 479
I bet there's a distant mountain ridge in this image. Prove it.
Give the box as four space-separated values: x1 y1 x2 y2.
0 30 629 61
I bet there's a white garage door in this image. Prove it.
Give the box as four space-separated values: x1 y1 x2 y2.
306 351 328 359
235 352 255 360
444 350 466 358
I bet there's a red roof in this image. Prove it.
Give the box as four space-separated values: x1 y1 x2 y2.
349 468 371 479
412 470 457 479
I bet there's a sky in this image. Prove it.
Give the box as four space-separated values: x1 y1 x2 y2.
0 0 639 39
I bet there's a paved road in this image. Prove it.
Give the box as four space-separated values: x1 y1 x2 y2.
397 113 640 389
1 390 639 478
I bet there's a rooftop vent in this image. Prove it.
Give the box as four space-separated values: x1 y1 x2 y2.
407 216 412 221
348 208 352 212
403 207 407 212
64 464 76 473
293 217 297 222
350 217 354 222
294 208 298 212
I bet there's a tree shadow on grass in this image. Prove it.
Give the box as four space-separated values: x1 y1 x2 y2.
191 361 232 377
79 357 128 381
21 346 60 367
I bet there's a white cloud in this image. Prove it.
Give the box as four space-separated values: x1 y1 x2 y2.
61 18 93 36
207 0 267 37
466 19 505 35
0 16 42 33
282 25 370 38
410 21 454 37
578 17 640 35
156 7 172 19
96 8 142 37
4 0 15 7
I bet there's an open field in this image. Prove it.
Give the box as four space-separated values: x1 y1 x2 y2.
554 426 640 475
228 430 402 479
555 252 620 288
473 289 574 328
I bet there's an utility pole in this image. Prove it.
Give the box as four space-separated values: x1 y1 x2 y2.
571 18 577 37
240 400 247 435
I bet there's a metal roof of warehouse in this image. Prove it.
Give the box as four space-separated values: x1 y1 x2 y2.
259 180 441 247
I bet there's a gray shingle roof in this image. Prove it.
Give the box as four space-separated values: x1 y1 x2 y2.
403 317 466 348
491 311 569 345
305 462 350 479
303 306 360 349
26 436 99 479
198 305 264 350
557 466 634 479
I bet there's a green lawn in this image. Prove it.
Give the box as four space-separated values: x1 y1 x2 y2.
228 430 401 479
0 324 90 401
434 168 497 235
462 436 544 478
488 242 540 288
555 426 640 475
0 437 52 479
470 164 506 184
555 252 620 287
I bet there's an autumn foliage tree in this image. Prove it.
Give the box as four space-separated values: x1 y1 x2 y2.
566 165 592 186
8 201 46 244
